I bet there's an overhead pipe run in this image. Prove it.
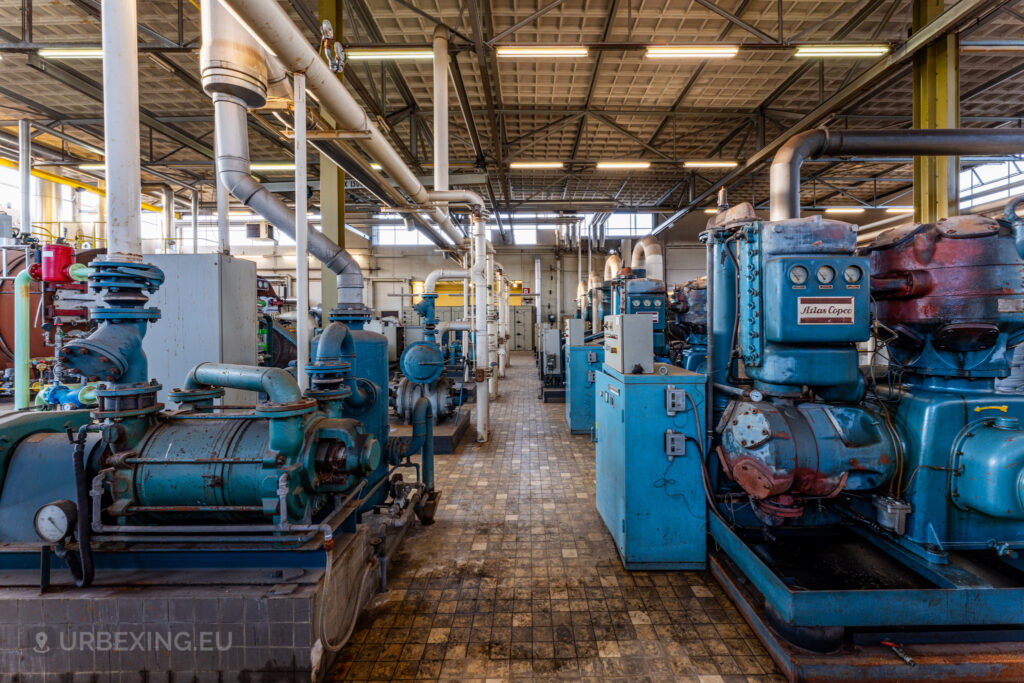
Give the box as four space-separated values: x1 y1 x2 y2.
770 128 1024 221
201 0 366 312
220 0 469 245
630 236 664 281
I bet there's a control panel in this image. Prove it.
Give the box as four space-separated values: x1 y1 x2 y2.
603 314 654 374
565 318 586 347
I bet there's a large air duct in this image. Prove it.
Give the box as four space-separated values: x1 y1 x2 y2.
200 0 365 312
770 128 1024 221
630 237 664 281
603 253 622 281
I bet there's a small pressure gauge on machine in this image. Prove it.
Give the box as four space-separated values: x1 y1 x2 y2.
34 500 78 544
816 265 835 284
843 265 862 284
789 265 808 285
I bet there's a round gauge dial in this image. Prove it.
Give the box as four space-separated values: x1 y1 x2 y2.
789 266 808 285
817 265 836 284
843 265 862 283
34 500 77 543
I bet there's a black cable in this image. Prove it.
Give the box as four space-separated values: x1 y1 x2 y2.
68 425 94 587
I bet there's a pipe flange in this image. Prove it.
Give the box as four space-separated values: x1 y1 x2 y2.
254 397 319 418
167 386 226 404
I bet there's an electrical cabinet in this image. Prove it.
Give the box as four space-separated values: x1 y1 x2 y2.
603 314 653 374
565 344 604 433
541 328 562 376
594 363 706 569
564 318 585 347
144 254 257 406
512 305 535 351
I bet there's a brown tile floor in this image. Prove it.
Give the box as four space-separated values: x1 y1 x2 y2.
328 352 783 682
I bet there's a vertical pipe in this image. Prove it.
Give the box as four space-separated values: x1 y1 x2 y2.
162 187 174 254
555 253 562 325
191 190 199 253
473 214 489 442
18 120 30 235
534 255 541 349
432 27 449 198
216 162 230 254
294 71 310 392
14 269 32 410
487 251 496 398
576 231 582 315
102 0 142 262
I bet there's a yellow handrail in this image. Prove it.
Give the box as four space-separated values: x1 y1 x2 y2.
0 158 163 213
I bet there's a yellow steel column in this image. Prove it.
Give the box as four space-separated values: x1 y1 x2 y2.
318 0 345 313
912 0 960 223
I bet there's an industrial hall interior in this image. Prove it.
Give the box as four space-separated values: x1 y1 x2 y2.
4 0 1024 681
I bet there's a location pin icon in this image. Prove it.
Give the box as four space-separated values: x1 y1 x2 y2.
34 631 49 653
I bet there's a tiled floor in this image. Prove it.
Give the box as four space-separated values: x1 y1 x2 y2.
328 352 783 682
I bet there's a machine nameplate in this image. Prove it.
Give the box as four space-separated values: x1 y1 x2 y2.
797 297 854 325
998 298 1024 312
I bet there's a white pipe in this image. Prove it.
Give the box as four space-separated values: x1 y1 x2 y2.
438 320 472 335
102 0 142 262
604 253 622 281
534 255 542 347
590 270 601 332
424 268 470 295
19 120 30 234
555 253 562 325
472 214 489 442
294 71 309 392
221 0 468 244
191 190 199 253
630 236 664 281
433 26 449 201
216 168 230 254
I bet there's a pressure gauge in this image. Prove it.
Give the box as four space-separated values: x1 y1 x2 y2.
816 265 835 284
843 265 862 284
34 500 77 544
654 299 662 307
789 265 808 285
643 299 651 306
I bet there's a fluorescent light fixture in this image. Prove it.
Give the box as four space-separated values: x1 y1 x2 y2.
646 45 738 59
795 45 889 57
510 161 564 169
39 48 104 59
684 160 739 168
346 49 433 60
79 163 105 171
886 207 914 213
370 163 383 170
495 46 588 58
704 208 719 214
596 161 650 170
824 207 866 214
250 162 296 171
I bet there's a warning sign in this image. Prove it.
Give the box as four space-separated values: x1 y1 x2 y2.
797 297 855 325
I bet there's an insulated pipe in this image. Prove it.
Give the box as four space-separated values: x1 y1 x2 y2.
191 190 199 253
424 268 470 295
294 71 310 391
212 94 364 307
142 184 175 253
603 253 622 281
184 362 302 404
630 236 664 281
220 0 464 244
18 120 30 234
555 253 562 325
433 26 449 202
534 256 542 331
486 252 497 398
102 0 142 262
14 270 31 410
590 271 601 332
771 128 1024 221
472 214 489 442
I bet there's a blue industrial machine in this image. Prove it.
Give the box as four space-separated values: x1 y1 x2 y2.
594 313 707 569
0 259 438 577
610 276 669 359
700 198 1024 671
391 293 457 424
667 278 707 372
564 318 605 433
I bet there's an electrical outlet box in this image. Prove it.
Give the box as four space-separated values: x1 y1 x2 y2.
603 314 654 374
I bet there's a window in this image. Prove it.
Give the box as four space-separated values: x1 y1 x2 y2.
604 213 653 237
960 160 1024 210
514 227 537 244
373 223 435 246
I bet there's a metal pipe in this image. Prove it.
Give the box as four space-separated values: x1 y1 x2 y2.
472 213 489 441
142 183 175 253
294 71 309 391
534 255 542 332
221 0 465 244
14 269 31 409
184 362 303 404
102 0 142 262
212 94 365 308
191 189 199 253
216 161 230 254
424 268 470 294
770 129 1024 221
433 26 449 205
630 236 664 281
487 251 497 398
603 253 622 281
18 120 30 234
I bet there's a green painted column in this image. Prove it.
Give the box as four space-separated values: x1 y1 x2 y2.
318 0 344 313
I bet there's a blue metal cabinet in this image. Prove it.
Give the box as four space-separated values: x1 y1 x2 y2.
565 344 605 433
594 363 707 570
